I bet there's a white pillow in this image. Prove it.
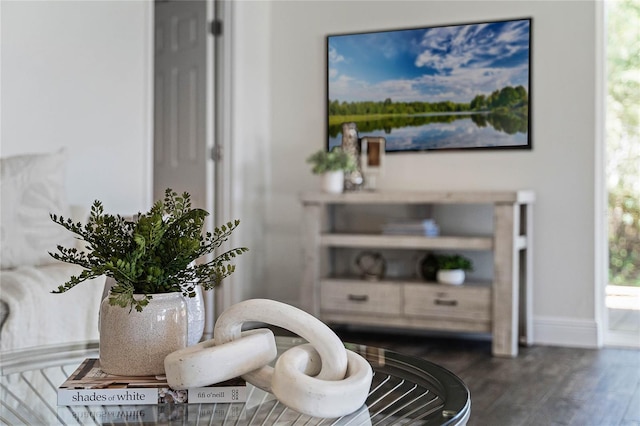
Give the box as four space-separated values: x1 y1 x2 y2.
0 149 74 269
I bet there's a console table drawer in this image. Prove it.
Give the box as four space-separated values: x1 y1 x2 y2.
321 281 401 315
404 284 491 321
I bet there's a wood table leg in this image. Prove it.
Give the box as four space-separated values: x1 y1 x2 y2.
493 203 520 357
302 203 322 316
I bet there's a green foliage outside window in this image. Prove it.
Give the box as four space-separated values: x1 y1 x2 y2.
609 192 640 285
607 0 640 286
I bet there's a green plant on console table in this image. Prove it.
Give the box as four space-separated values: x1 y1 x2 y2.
306 147 357 174
436 254 473 271
49 188 248 312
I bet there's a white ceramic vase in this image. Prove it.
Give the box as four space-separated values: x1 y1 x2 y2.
102 277 204 346
436 269 466 285
186 285 205 346
99 292 188 376
322 170 345 193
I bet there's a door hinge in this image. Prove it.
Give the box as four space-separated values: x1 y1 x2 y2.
210 20 222 36
210 145 222 162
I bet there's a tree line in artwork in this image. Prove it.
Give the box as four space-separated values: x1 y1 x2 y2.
328 85 528 118
327 109 528 138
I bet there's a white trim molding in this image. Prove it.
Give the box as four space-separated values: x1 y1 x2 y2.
214 0 237 317
534 316 601 348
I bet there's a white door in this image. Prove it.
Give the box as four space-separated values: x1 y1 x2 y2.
154 0 218 333
154 0 211 211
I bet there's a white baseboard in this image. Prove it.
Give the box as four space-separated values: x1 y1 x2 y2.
533 316 601 348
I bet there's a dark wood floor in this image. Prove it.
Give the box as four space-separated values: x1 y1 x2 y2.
333 328 640 426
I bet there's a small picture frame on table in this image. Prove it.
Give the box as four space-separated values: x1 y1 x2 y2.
360 136 385 190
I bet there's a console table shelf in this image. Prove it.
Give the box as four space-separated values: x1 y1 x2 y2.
321 234 494 250
301 190 535 357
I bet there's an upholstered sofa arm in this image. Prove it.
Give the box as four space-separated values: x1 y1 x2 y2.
0 264 105 352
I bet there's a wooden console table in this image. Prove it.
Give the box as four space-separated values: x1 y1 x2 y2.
300 190 534 357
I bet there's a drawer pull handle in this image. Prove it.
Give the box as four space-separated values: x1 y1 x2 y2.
435 299 458 307
348 294 369 302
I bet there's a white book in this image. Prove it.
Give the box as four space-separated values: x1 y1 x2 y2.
57 403 246 424
382 219 439 236
57 358 247 406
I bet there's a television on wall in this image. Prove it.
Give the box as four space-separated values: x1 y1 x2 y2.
327 18 532 152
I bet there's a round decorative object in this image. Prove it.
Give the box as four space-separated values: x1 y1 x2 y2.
211 299 373 418
437 269 466 285
164 328 277 389
213 299 348 392
356 251 386 281
417 253 439 281
99 292 188 376
271 343 373 418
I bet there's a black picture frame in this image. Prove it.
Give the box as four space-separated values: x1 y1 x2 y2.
327 18 532 153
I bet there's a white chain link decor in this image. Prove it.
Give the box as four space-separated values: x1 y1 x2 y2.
164 299 373 418
164 328 277 389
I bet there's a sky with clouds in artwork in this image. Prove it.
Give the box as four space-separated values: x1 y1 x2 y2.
328 19 530 104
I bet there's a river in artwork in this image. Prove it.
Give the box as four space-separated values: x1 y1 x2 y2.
328 112 528 152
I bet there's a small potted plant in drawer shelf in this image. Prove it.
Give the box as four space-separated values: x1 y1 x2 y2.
435 254 473 285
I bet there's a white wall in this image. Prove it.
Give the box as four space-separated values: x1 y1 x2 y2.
1 1 153 214
233 0 604 347
2 0 602 347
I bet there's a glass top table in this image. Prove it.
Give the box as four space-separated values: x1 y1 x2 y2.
0 336 470 425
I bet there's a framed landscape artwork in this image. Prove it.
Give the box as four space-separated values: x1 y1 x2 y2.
327 18 532 152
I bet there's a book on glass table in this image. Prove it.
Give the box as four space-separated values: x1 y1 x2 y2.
57 403 246 424
57 358 247 406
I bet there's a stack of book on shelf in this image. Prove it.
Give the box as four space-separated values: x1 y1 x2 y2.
57 358 247 406
382 219 440 237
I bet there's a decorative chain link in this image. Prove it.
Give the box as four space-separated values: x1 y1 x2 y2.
164 299 373 418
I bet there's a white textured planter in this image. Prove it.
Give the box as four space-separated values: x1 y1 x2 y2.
99 292 188 376
102 277 204 346
186 285 205 346
437 269 466 285
321 170 344 193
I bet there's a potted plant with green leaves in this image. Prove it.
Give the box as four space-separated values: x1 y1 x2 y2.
49 189 248 376
306 147 356 193
435 254 473 285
